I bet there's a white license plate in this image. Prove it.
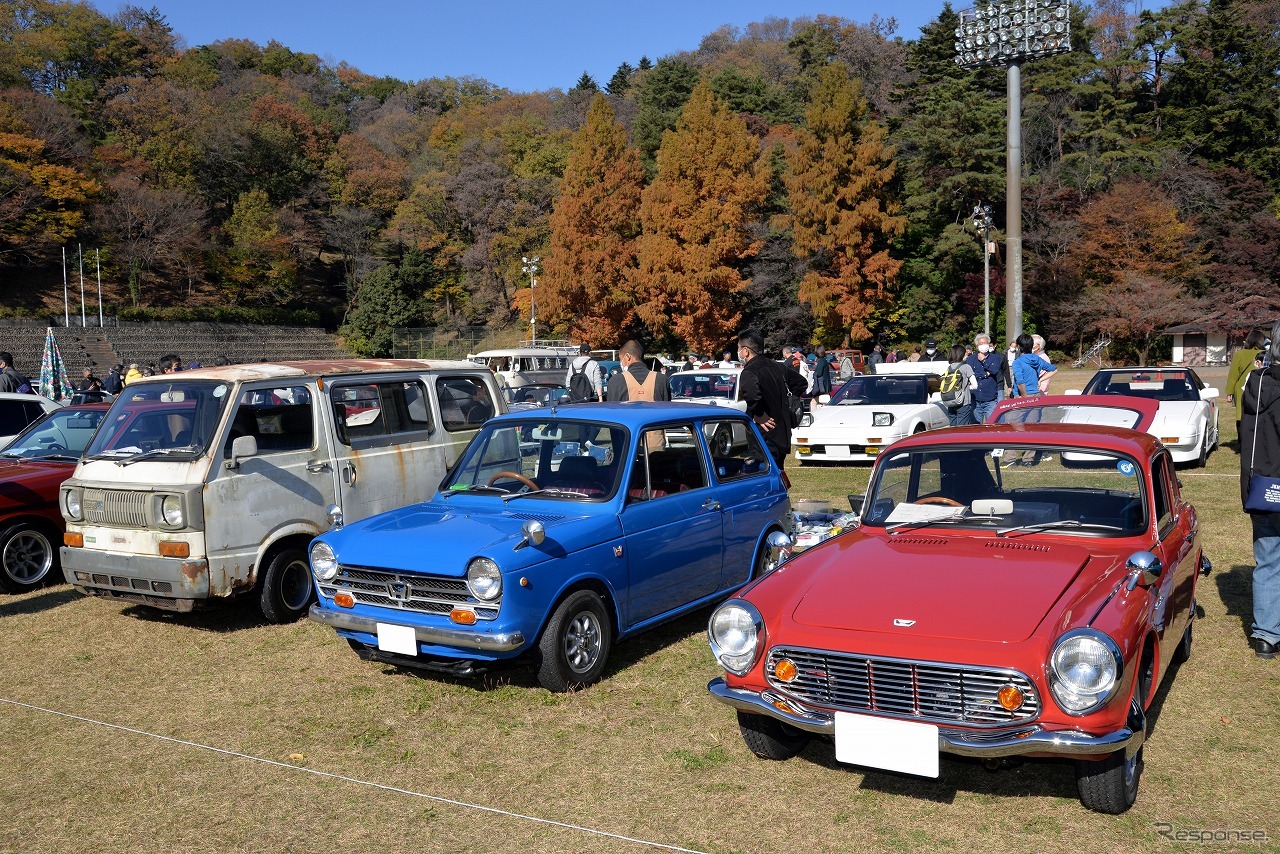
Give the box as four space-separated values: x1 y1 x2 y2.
834 712 939 777
376 622 418 656
826 444 850 458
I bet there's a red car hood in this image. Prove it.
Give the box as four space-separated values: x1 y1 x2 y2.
788 533 1093 643
0 457 74 509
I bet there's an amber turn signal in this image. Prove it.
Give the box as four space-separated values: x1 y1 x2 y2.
997 685 1025 711
64 532 84 548
774 658 798 683
450 608 477 625
333 592 355 608
158 541 190 558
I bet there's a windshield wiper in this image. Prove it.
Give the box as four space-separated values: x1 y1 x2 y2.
885 512 968 534
996 519 1127 537
442 484 510 498
112 445 202 466
503 487 591 502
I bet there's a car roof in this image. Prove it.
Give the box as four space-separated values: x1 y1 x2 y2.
488 400 751 427
891 421 1163 457
121 359 486 384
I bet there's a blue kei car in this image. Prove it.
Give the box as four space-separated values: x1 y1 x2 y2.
308 401 793 691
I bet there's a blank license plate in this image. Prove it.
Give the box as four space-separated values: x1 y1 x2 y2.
834 712 939 777
376 622 418 656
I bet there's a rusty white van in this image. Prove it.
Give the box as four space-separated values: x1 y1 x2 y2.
60 360 503 623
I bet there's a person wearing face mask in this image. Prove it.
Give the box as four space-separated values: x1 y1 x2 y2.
965 332 1006 424
923 339 940 361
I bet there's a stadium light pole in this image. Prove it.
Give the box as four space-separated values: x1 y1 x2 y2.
521 255 540 343
971 202 994 337
956 0 1071 345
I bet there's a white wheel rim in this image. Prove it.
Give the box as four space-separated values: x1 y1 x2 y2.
563 611 602 674
4 530 52 585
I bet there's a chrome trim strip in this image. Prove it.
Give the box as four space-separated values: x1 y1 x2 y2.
707 678 1145 758
308 604 525 652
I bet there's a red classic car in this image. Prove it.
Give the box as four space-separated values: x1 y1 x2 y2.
0 404 109 592
707 398 1209 813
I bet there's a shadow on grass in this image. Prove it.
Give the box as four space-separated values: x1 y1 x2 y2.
1214 564 1255 641
119 594 271 633
0 584 81 616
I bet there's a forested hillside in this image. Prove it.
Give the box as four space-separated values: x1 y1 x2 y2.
1 0 1277 357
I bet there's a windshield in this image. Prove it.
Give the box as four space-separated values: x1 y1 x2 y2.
862 444 1147 536
1 407 107 459
1083 370 1201 402
505 385 568 408
446 419 626 500
831 375 930 406
992 401 1150 429
85 380 233 460
669 372 737 401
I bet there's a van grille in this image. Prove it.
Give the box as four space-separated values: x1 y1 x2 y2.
84 488 148 527
320 566 499 620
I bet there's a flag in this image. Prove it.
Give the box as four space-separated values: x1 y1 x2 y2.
38 327 75 401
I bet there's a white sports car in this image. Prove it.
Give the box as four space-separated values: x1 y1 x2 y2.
668 369 747 453
1078 367 1220 466
793 373 949 463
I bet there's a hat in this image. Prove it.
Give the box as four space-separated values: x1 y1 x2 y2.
926 339 937 347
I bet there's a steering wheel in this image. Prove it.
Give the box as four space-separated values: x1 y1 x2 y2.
488 471 538 491
916 496 963 507
42 443 67 452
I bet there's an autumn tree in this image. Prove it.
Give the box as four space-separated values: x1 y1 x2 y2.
539 94 644 345
213 189 297 304
635 82 769 353
1066 177 1200 287
786 63 905 344
1062 271 1201 365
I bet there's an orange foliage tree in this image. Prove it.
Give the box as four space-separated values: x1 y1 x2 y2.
539 93 643 346
635 82 769 353
1067 177 1200 286
785 63 904 344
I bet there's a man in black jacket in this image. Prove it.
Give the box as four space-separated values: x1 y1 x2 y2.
737 328 807 471
1241 320 1280 659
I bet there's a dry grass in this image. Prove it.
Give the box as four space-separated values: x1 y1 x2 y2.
2 366 1277 852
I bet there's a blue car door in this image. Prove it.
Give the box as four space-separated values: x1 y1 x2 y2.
620 423 724 627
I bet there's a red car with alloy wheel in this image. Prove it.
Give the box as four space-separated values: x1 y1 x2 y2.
707 395 1209 813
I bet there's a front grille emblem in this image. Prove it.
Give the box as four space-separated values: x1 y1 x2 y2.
387 581 409 603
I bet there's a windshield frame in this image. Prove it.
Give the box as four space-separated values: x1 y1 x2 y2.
84 380 234 462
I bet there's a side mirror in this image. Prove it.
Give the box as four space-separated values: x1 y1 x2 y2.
1125 550 1163 590
763 530 793 573
514 519 545 551
818 394 831 405
225 434 258 470
1201 387 1219 400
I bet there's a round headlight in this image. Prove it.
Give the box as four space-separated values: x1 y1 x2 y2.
1049 630 1122 714
466 557 502 601
64 488 83 521
708 599 764 676
161 495 184 528
310 541 339 582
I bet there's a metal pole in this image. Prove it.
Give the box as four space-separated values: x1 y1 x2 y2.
1005 61 1023 346
62 246 69 327
78 244 86 328
96 249 103 327
983 221 991 337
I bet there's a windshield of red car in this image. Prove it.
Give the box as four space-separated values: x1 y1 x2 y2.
1 407 107 459
862 445 1147 535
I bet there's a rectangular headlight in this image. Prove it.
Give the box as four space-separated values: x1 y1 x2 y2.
873 412 894 427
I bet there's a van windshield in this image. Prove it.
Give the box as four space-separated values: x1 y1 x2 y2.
85 380 233 462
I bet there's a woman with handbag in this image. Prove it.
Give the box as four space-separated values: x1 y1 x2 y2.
1240 321 1280 659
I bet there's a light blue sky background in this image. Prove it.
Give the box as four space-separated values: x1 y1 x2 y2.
92 0 958 92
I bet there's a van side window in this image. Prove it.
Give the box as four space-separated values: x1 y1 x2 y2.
437 376 494 431
331 380 433 446
224 386 314 456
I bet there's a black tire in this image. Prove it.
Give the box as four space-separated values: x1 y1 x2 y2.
710 424 733 457
1075 655 1150 813
737 711 810 760
537 590 611 692
0 523 59 593
259 546 314 624
1194 431 1209 468
1172 618 1193 664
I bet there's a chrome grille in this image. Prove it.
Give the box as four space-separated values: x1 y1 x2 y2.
84 488 148 527
320 566 498 619
766 647 1039 727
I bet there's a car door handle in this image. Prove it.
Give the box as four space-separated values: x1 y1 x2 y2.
342 462 357 485
306 461 331 473
702 499 722 511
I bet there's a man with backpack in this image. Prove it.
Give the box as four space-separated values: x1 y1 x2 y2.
0 352 32 394
564 344 603 402
939 344 976 426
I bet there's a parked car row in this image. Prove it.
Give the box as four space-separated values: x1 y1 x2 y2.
0 360 1215 814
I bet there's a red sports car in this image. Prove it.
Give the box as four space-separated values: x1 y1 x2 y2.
707 396 1208 813
0 404 109 592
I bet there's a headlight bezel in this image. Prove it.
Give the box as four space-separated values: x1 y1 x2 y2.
310 541 339 582
1048 628 1124 715
466 557 503 601
62 486 83 522
872 412 894 427
708 599 765 676
157 494 185 528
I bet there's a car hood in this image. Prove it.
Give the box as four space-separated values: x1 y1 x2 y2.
786 533 1093 643
0 458 73 507
323 499 614 575
1151 402 1202 429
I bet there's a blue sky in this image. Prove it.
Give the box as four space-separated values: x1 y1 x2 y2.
93 0 955 92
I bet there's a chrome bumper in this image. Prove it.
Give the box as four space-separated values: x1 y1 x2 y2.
308 604 526 653
708 678 1145 759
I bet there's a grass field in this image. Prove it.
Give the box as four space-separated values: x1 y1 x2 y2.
2 368 1277 853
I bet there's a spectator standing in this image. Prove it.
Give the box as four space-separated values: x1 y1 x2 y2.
718 351 736 369
124 363 142 385
923 339 941 361
0 353 30 393
867 344 884 373
738 329 807 472
681 354 696 372
606 340 670 402
1012 333 1055 397
1229 329 1267 433
79 367 103 391
886 348 899 364
966 333 1006 424
103 364 124 394
1240 321 1280 658
1032 334 1055 392
565 344 603 402
159 354 182 374
942 344 976 426
907 346 922 362
811 345 832 400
